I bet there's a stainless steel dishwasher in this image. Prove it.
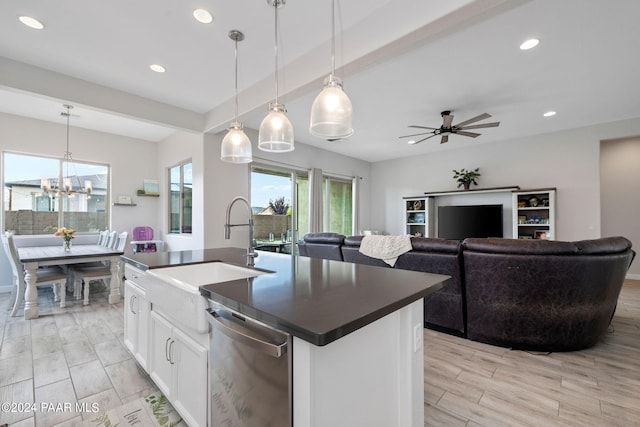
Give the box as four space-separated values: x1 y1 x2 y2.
206 304 292 427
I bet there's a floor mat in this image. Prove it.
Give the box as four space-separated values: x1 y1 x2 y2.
81 392 186 427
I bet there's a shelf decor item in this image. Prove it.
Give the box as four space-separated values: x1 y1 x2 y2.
452 168 481 190
143 179 159 195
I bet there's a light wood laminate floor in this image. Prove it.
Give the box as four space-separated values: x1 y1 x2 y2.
424 279 640 427
1 279 638 426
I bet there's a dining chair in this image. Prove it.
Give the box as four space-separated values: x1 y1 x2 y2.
2 234 69 316
71 231 127 305
97 229 110 246
70 229 120 301
105 230 118 248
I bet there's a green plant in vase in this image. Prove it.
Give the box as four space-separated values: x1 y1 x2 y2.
452 168 481 190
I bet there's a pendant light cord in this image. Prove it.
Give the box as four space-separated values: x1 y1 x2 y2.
64 105 70 179
234 37 239 121
331 0 335 77
274 0 279 104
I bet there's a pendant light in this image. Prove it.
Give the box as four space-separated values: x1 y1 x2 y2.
258 0 294 152
41 104 92 196
309 0 353 140
221 30 253 163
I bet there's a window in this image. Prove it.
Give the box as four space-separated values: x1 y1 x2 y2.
250 166 309 253
3 152 109 234
169 161 192 234
323 176 353 235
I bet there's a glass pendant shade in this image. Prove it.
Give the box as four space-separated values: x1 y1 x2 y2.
258 103 295 152
309 75 353 139
221 122 252 163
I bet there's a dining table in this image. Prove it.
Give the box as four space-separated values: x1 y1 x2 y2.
17 244 124 319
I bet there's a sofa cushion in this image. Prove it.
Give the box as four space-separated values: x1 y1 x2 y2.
463 237 579 255
410 237 461 254
300 233 345 261
303 232 345 245
575 236 632 254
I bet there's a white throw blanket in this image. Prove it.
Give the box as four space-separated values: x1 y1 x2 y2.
359 235 413 267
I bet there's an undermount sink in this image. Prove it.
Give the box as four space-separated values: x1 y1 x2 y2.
146 262 269 333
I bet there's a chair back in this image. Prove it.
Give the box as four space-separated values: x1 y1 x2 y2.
132 226 154 241
97 230 109 246
2 234 25 286
105 231 117 248
115 232 128 251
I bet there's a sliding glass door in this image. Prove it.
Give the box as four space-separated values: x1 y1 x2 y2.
250 166 309 254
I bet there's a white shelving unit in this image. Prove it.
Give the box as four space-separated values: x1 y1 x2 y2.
512 188 556 240
403 196 434 237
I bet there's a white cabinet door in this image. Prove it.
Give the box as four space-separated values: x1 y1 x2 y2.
124 280 150 371
149 310 174 397
123 281 137 355
149 310 208 427
173 326 208 427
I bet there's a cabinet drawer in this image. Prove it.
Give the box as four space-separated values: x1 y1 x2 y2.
124 264 154 290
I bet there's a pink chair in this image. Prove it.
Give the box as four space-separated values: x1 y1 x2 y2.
132 226 154 241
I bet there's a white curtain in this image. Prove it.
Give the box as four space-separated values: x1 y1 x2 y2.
352 176 360 235
309 168 323 233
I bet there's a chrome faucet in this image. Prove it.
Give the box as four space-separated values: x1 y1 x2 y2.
224 196 258 267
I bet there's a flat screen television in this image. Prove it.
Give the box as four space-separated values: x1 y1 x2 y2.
438 204 503 240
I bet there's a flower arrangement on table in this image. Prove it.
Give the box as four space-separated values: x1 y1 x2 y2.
54 227 76 251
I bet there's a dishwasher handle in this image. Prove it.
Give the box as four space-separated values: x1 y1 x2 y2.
207 309 288 358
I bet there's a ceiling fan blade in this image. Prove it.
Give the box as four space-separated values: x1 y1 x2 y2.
440 135 449 144
442 114 454 128
458 121 500 130
454 113 491 128
399 131 433 138
410 134 438 144
408 125 439 130
455 130 481 138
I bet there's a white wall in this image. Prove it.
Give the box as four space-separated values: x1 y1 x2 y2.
601 137 640 277
0 112 161 285
371 117 640 243
156 130 205 251
156 127 372 252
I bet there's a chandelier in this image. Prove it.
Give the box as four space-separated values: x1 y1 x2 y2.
41 104 92 197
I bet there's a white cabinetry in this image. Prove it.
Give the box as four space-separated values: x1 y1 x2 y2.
123 280 150 370
294 299 424 426
149 310 208 427
512 188 556 239
403 197 434 237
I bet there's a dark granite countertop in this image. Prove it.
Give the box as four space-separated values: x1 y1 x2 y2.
121 248 448 346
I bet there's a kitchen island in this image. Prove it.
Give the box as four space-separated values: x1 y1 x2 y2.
121 248 448 427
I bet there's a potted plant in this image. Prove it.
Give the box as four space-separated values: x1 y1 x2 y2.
452 168 481 190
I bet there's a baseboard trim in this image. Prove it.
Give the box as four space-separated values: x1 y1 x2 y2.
626 273 640 281
0 284 12 294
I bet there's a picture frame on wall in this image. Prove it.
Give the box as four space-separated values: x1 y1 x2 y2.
143 179 159 195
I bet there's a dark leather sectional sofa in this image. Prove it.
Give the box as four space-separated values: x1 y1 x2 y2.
298 233 635 351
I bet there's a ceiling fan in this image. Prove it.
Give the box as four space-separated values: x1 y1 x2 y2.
400 110 500 144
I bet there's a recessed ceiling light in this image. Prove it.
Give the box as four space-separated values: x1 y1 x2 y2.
543 111 556 117
520 38 540 50
407 140 417 145
193 9 213 24
19 16 44 30
149 64 166 73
